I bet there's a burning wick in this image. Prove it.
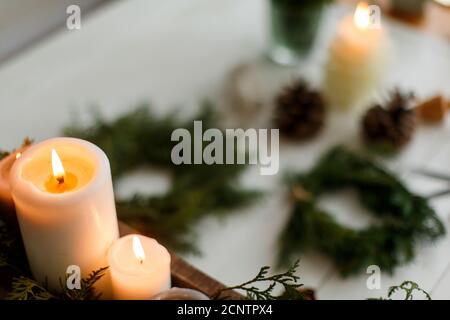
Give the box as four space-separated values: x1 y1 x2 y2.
132 235 146 265
51 149 65 185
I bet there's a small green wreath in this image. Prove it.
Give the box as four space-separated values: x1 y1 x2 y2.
279 146 445 276
64 103 261 253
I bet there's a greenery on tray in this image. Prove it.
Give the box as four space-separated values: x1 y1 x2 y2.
2 208 303 301
6 267 108 300
2 207 304 300
215 260 308 300
279 146 445 276
64 103 261 253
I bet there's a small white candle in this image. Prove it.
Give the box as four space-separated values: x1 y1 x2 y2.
108 234 171 300
9 137 119 294
323 2 390 110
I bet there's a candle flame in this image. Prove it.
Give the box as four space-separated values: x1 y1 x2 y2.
354 2 370 30
15 152 21 159
51 149 65 184
132 235 146 264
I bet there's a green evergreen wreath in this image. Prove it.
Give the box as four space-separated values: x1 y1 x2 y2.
279 146 445 276
64 103 261 253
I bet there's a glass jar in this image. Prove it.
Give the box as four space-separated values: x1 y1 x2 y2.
268 0 325 65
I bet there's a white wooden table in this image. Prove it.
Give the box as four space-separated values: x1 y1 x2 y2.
1 0 450 299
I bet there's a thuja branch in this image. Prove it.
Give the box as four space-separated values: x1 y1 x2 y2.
215 260 306 300
374 281 431 300
6 267 108 300
61 266 109 300
7 277 57 300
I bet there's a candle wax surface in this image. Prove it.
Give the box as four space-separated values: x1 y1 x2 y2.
21 144 95 194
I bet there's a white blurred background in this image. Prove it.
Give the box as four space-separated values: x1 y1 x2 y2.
0 0 107 63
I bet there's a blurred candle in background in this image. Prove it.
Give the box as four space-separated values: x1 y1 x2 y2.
323 2 390 110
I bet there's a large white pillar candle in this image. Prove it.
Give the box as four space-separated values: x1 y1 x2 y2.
323 2 390 110
9 137 119 294
108 234 171 300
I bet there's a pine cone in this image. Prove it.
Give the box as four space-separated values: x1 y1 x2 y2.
274 80 326 140
361 89 417 149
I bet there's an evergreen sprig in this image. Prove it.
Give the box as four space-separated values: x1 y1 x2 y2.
7 277 56 300
65 103 261 253
216 260 306 300
279 146 445 276
387 281 431 300
6 267 108 300
61 266 108 300
371 281 431 300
